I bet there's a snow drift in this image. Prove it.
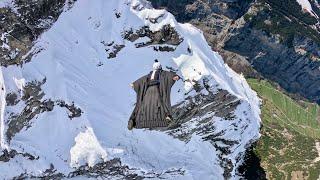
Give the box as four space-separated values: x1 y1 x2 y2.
0 0 261 179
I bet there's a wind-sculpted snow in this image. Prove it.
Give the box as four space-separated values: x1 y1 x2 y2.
0 0 261 179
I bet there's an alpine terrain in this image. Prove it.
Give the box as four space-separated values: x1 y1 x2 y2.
0 0 261 179
146 0 320 179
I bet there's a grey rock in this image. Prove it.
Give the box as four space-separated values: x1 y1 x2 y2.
123 25 183 49
0 0 74 67
5 92 20 106
0 149 38 162
147 0 320 104
6 78 83 142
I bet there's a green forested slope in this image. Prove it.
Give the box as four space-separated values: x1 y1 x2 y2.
248 79 320 179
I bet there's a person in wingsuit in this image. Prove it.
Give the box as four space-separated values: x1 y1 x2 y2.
128 60 180 130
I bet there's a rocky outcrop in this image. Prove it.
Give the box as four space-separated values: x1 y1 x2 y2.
0 0 72 66
6 78 82 142
0 149 38 162
101 41 125 59
166 78 250 178
147 0 320 104
13 158 186 179
67 158 144 179
101 24 183 59
122 24 183 51
147 0 253 22
5 92 19 106
225 29 320 104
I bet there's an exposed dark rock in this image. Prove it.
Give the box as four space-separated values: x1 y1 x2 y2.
115 12 121 18
101 40 114 47
153 45 175 51
14 164 64 180
147 0 253 22
6 78 83 142
107 44 125 59
14 158 185 179
187 46 192 53
146 13 164 23
147 0 320 104
225 29 320 103
68 158 185 179
0 0 67 67
0 149 38 162
56 100 82 119
22 78 46 101
6 78 49 142
171 89 240 129
6 92 20 106
96 61 103 67
169 89 240 178
219 50 260 78
65 0 77 10
68 158 144 179
237 143 267 180
164 77 241 178
29 164 65 180
123 25 183 49
221 158 233 179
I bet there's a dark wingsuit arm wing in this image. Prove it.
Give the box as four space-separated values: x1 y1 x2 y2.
132 75 148 93
158 71 180 118
128 74 148 130
167 71 180 87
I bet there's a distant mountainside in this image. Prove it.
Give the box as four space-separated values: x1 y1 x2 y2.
148 0 320 104
248 79 320 179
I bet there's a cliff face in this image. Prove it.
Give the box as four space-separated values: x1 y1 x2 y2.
148 0 320 104
0 0 75 67
0 0 261 179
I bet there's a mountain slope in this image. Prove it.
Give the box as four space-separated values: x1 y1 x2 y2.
147 0 320 104
0 0 261 179
248 79 320 179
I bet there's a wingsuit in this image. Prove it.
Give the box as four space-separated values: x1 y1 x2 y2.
128 60 179 130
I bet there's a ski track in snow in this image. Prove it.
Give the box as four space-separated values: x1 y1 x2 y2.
0 0 261 179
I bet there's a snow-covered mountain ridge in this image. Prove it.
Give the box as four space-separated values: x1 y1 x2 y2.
0 0 261 179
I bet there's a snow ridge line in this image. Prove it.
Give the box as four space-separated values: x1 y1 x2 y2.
0 67 8 150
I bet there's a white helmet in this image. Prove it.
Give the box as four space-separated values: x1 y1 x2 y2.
152 59 162 70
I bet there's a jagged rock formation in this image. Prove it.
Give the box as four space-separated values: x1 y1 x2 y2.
5 78 82 142
123 24 183 51
0 149 38 162
148 0 320 104
0 0 73 67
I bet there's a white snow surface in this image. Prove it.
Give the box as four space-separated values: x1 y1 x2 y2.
70 127 108 168
0 0 261 179
0 0 11 8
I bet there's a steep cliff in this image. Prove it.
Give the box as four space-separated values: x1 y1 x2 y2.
148 0 320 104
